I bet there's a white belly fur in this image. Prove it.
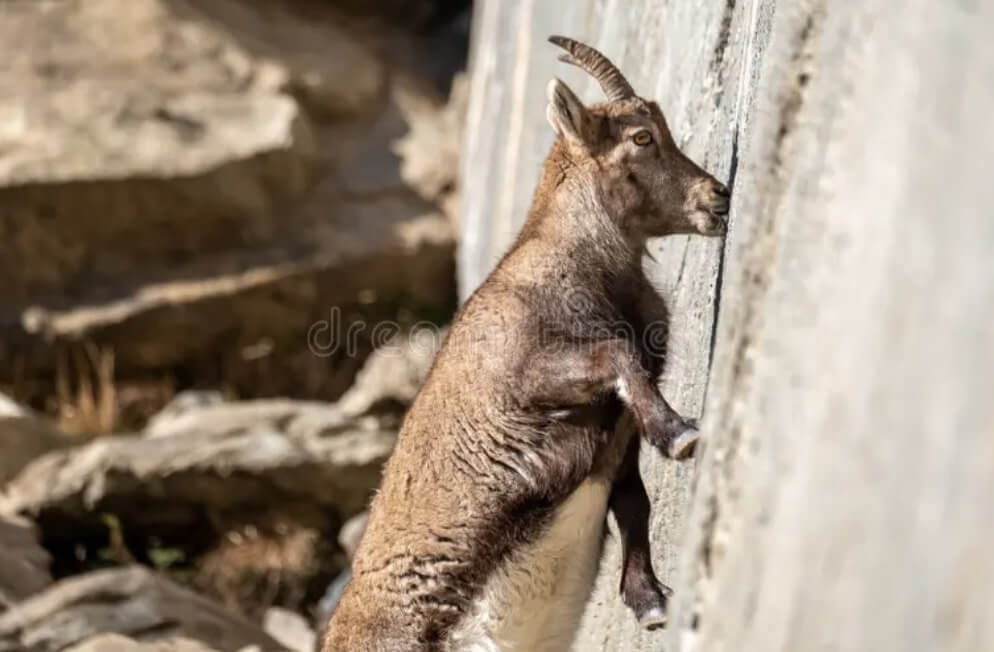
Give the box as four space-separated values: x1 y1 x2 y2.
446 478 612 652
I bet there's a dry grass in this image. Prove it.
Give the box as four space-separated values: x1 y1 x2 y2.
195 518 343 617
54 341 118 436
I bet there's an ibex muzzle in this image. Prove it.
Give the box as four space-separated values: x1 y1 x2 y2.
322 36 731 652
547 35 730 239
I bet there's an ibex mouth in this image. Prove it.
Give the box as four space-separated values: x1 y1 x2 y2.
694 210 727 236
709 196 730 218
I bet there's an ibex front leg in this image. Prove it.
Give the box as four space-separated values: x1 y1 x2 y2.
523 338 697 458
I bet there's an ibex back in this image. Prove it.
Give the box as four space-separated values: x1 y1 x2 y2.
323 36 730 652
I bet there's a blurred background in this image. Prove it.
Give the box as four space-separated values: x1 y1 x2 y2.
2 1 992 652
1 1 471 650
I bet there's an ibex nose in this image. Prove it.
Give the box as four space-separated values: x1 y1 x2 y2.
686 177 731 236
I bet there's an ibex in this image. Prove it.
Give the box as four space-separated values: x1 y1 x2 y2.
323 36 730 652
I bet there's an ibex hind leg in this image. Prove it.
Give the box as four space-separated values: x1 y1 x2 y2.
609 436 673 630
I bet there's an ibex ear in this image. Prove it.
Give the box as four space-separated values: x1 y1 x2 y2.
546 78 592 147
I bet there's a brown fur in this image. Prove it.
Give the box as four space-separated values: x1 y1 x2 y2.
323 37 729 652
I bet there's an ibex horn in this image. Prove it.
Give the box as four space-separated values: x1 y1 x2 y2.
548 35 635 103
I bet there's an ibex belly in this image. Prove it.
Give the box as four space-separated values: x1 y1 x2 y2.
447 477 611 652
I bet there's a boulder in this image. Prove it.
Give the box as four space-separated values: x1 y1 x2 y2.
393 73 469 225
262 608 315 652
1 327 441 616
0 395 75 486
337 511 370 560
334 328 445 417
0 399 396 553
0 566 283 652
0 516 52 611
64 634 223 652
313 509 370 626
0 0 462 409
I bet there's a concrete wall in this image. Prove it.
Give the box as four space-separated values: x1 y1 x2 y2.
459 1 994 651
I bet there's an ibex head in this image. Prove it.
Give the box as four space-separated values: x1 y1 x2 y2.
546 36 730 238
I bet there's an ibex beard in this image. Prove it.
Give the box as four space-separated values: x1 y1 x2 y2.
322 36 730 652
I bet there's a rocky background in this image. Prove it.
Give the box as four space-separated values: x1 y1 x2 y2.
1 0 468 650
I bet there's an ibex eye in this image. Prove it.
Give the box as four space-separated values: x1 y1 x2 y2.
632 131 653 146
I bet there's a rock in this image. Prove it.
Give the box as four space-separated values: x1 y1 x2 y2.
393 73 469 225
0 395 400 620
142 391 227 436
1 323 442 617
0 398 395 543
0 394 29 419
337 512 370 560
0 395 75 486
0 0 461 408
0 0 316 310
0 0 314 186
173 0 386 119
0 516 52 611
64 634 222 652
310 508 373 628
0 566 283 652
334 329 445 418
313 509 369 627
314 570 352 632
262 608 315 652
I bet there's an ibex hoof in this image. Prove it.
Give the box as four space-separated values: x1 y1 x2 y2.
667 422 699 460
625 577 672 631
639 605 668 631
